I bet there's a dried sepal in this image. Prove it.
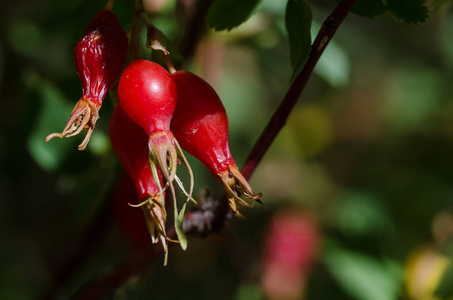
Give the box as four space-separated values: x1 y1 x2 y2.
44 98 100 151
217 164 263 218
147 131 195 250
141 194 169 265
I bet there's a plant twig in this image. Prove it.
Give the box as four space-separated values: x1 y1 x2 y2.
240 0 357 180
70 0 357 297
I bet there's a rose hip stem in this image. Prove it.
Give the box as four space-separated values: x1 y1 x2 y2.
171 70 262 218
45 9 128 151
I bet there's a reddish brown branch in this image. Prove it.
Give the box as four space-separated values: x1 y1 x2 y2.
241 0 357 180
70 0 356 298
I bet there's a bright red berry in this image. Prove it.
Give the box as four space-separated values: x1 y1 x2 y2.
118 60 177 136
109 105 170 263
118 59 193 248
170 70 262 218
46 9 128 150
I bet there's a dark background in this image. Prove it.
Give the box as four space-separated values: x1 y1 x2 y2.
1 0 453 299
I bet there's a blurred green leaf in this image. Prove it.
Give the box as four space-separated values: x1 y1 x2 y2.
352 0 387 18
285 0 312 82
435 256 453 299
384 67 443 133
387 0 429 24
287 104 334 158
312 22 350 88
207 0 263 31
325 247 403 300
87 131 110 156
235 284 263 300
26 72 76 171
432 0 453 11
7 20 44 58
439 14 453 70
261 0 287 15
330 192 393 237
340 0 387 18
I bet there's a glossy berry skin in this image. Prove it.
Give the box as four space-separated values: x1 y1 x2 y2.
171 70 262 218
118 60 177 136
109 105 169 263
109 106 161 200
46 10 128 150
171 71 233 175
118 61 193 250
76 10 128 105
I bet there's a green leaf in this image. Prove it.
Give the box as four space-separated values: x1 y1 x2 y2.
26 72 76 171
431 0 453 11
285 0 312 82
349 0 387 18
207 0 263 31
312 21 350 88
175 203 188 250
386 0 429 24
324 246 403 300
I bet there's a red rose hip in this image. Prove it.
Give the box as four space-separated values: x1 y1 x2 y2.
46 8 128 150
118 59 194 247
171 70 262 218
109 105 171 263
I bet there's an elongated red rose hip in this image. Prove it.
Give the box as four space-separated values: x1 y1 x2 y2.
109 105 173 264
118 59 194 247
171 70 262 218
46 9 128 150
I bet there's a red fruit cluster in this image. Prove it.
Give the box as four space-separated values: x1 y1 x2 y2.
44 5 263 262
45 9 128 151
112 59 263 254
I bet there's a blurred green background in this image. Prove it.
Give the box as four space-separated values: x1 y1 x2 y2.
2 0 453 299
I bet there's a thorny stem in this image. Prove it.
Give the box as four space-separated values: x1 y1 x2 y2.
71 0 357 298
